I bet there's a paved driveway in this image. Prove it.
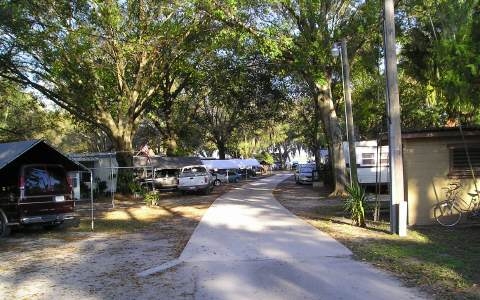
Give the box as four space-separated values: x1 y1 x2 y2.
140 174 424 299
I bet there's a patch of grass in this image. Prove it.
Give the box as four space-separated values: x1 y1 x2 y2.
305 211 480 299
313 205 345 217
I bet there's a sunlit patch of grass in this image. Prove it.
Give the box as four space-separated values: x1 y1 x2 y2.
306 216 480 299
73 206 173 233
104 206 172 221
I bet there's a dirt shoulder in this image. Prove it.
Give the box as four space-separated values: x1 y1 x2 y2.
0 179 249 300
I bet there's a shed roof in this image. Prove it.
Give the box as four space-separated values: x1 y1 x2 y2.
378 127 480 145
0 140 89 175
401 126 480 139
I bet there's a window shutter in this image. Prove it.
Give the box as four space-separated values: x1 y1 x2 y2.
450 146 480 177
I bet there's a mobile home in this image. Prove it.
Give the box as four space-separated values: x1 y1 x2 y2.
343 140 390 186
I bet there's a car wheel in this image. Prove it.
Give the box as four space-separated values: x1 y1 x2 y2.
214 179 221 186
0 209 11 238
203 187 210 195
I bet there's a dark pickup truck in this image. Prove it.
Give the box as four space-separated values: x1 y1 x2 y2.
0 164 76 237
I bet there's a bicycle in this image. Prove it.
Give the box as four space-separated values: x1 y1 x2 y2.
434 182 480 226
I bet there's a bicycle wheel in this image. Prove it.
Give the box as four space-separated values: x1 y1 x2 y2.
434 201 462 226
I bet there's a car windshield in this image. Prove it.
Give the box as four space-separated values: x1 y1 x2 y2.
24 165 68 196
180 166 208 177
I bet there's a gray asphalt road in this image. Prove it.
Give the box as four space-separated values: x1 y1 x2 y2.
142 174 425 299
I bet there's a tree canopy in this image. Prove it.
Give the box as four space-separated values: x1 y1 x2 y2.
0 0 479 192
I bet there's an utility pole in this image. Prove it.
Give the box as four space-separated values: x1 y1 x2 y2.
384 0 407 236
341 39 358 184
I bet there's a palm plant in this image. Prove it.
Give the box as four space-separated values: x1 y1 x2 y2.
344 183 367 227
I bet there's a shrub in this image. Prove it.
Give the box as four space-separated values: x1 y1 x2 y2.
144 191 160 206
116 170 135 194
129 180 144 196
344 182 367 227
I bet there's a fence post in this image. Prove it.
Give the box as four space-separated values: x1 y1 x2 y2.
90 170 94 231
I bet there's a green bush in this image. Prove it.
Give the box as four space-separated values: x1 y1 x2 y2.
116 170 135 194
344 182 367 227
129 180 144 195
144 191 160 206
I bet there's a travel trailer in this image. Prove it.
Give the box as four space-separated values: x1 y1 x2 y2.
343 140 390 186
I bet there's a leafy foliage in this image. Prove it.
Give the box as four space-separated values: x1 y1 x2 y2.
255 151 274 165
0 0 209 163
191 42 290 159
144 191 160 206
1 0 479 178
0 80 51 141
399 0 480 125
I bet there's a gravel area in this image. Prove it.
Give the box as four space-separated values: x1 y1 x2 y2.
0 181 247 299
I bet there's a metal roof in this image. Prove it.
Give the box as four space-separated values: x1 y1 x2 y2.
0 140 39 170
0 140 89 173
69 152 117 160
134 156 203 169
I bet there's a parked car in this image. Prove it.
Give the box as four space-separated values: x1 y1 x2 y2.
139 168 179 190
177 165 213 194
294 164 316 184
212 169 242 185
0 164 76 237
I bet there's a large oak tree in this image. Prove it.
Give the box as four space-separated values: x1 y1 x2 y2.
0 0 205 165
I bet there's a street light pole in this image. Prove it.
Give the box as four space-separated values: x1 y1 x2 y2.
332 40 358 185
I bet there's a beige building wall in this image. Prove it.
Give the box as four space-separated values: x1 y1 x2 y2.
403 138 479 225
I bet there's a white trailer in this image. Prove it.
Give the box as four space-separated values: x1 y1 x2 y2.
343 140 390 186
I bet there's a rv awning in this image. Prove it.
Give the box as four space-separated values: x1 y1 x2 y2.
0 140 89 176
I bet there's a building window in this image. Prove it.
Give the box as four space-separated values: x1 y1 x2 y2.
449 144 480 177
362 153 375 165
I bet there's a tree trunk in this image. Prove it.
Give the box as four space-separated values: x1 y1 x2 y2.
313 82 347 196
217 140 226 159
278 145 284 169
313 144 321 172
109 127 134 167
